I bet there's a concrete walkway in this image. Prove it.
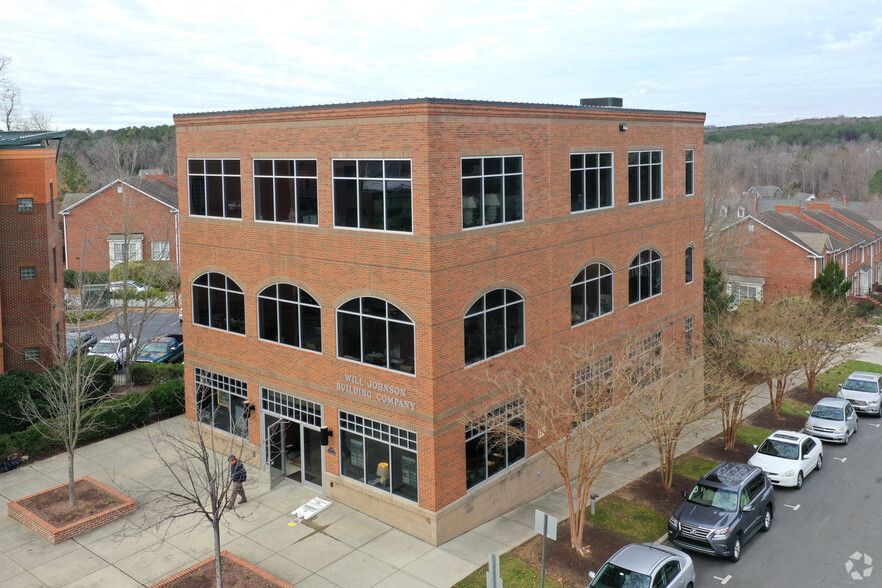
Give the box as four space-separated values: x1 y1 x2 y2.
3 335 881 587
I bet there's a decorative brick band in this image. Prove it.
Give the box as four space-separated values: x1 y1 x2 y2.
151 551 297 588
7 476 136 544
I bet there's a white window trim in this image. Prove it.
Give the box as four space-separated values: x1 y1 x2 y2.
569 152 615 213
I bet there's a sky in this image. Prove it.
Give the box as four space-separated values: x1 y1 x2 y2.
1 0 880 130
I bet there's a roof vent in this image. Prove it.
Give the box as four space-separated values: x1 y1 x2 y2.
580 97 623 107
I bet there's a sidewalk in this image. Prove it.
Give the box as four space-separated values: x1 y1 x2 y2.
3 335 880 587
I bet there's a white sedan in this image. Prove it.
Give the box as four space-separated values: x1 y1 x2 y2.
748 430 822 489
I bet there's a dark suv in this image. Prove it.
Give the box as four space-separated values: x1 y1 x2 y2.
668 462 774 562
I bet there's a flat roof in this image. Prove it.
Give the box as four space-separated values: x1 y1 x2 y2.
174 97 705 120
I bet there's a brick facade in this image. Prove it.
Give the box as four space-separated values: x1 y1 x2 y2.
174 99 705 544
61 178 179 273
0 138 65 372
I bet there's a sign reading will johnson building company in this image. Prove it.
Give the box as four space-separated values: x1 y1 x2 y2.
337 374 416 411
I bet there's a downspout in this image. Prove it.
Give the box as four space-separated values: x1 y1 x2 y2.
174 210 181 274
62 214 70 270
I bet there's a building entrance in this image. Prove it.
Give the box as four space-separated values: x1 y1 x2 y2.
261 388 324 493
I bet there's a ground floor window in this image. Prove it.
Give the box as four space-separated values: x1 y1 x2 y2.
729 282 761 304
195 367 249 438
465 399 526 489
339 411 418 502
629 331 663 387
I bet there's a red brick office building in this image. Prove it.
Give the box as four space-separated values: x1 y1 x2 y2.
0 131 66 372
175 98 705 544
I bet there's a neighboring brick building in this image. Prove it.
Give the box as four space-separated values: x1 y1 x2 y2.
60 173 179 273
174 98 705 544
0 131 66 372
711 200 882 302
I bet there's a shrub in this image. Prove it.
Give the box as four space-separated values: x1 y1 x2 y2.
147 379 185 418
0 433 13 459
110 260 178 290
64 269 110 289
12 423 62 458
851 300 878 318
131 363 184 386
65 310 106 322
0 370 43 435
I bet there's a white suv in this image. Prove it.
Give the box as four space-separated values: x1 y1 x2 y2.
837 371 882 417
88 334 138 369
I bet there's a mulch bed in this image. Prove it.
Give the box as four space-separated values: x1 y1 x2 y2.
152 552 294 588
20 478 121 527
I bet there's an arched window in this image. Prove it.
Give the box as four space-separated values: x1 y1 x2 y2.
464 289 524 365
685 247 694 284
336 297 414 374
258 284 321 352
192 272 245 333
629 250 662 304
571 263 613 325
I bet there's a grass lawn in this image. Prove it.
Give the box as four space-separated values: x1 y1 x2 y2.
736 425 772 446
454 553 566 588
816 360 882 394
674 454 719 480
780 398 813 418
588 495 668 543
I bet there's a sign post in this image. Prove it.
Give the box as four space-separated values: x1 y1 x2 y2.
486 552 503 588
534 509 558 588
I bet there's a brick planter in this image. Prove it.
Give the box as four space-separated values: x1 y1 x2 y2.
7 476 136 544
152 551 296 588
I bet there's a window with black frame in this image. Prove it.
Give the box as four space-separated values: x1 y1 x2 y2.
192 272 246 334
188 159 242 218
462 156 523 228
464 288 524 365
258 284 322 352
465 400 525 489
332 159 411 231
339 411 418 501
570 152 613 212
336 297 414 374
195 367 249 438
685 149 694 196
253 159 318 224
628 150 663 203
571 263 613 325
628 249 662 304
685 246 694 284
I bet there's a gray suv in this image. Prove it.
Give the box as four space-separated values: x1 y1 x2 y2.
837 371 882 417
668 462 774 562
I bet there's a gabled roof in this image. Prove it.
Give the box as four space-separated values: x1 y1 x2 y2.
60 178 178 214
801 209 872 246
0 130 66 148
747 185 783 198
828 208 882 238
750 211 840 256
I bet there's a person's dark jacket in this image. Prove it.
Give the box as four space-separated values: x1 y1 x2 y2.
231 461 247 483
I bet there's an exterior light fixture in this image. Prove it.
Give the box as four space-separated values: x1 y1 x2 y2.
619 123 628 132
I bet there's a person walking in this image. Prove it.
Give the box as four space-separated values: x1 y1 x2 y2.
229 455 247 508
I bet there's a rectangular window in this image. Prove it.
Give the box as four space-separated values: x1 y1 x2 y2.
17 197 34 212
52 247 57 283
574 355 614 393
465 399 526 489
23 347 40 362
732 283 759 304
20 266 36 280
339 412 418 502
109 237 143 268
188 159 242 219
261 388 323 427
151 241 170 261
628 150 663 203
254 159 319 225
333 159 412 232
629 331 663 387
685 316 694 357
685 247 694 284
50 183 55 218
462 156 523 228
570 152 613 212
195 368 249 438
685 149 694 196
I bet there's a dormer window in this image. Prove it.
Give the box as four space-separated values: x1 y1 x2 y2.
720 206 728 216
737 207 746 218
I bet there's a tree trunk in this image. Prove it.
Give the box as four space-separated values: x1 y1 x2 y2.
806 372 817 396
214 519 223 588
68 447 76 507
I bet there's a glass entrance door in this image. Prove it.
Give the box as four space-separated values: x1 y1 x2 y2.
265 415 286 490
302 425 323 489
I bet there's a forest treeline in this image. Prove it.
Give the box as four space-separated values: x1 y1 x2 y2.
55 117 882 202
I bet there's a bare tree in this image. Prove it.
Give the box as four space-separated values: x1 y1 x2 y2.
140 387 255 588
475 338 642 553
633 350 711 489
704 311 762 450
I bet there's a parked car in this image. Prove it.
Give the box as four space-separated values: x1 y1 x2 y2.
836 371 882 417
88 334 137 368
588 542 695 588
668 462 774 562
747 430 822 489
136 334 184 363
108 281 147 294
65 329 97 358
804 397 858 444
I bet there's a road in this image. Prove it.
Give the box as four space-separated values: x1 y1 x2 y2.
690 417 882 587
74 308 182 368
